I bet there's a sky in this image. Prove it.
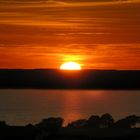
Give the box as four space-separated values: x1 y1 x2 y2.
0 0 140 69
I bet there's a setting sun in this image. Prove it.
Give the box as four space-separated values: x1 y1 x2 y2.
60 62 82 70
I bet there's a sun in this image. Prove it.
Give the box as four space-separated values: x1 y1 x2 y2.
60 62 82 70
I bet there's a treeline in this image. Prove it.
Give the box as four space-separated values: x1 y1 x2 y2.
0 114 140 140
36 114 140 129
0 114 140 129
67 114 140 128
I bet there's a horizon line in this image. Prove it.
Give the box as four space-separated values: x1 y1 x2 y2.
0 68 140 71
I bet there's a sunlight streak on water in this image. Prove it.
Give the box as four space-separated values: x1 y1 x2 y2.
0 90 139 125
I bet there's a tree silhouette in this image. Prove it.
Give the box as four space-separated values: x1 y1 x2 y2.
115 115 139 128
36 117 64 130
67 119 87 128
87 115 100 128
100 113 114 128
0 121 7 128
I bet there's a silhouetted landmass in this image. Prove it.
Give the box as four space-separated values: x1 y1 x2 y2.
0 114 140 140
0 69 140 89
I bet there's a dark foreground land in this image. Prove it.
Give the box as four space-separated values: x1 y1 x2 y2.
0 69 140 89
0 127 139 140
0 114 140 140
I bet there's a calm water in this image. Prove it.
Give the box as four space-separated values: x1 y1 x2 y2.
0 90 139 126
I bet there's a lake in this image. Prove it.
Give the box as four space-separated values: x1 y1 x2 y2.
0 90 139 126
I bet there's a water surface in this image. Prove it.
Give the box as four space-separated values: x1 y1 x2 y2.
0 90 139 125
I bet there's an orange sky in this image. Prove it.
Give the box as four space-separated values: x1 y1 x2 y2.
0 0 140 69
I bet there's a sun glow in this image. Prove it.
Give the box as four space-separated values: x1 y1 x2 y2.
60 62 82 70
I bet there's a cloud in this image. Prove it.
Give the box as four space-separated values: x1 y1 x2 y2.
0 0 67 4
0 0 139 5
0 0 140 69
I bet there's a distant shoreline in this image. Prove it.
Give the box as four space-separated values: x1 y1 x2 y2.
0 69 139 89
